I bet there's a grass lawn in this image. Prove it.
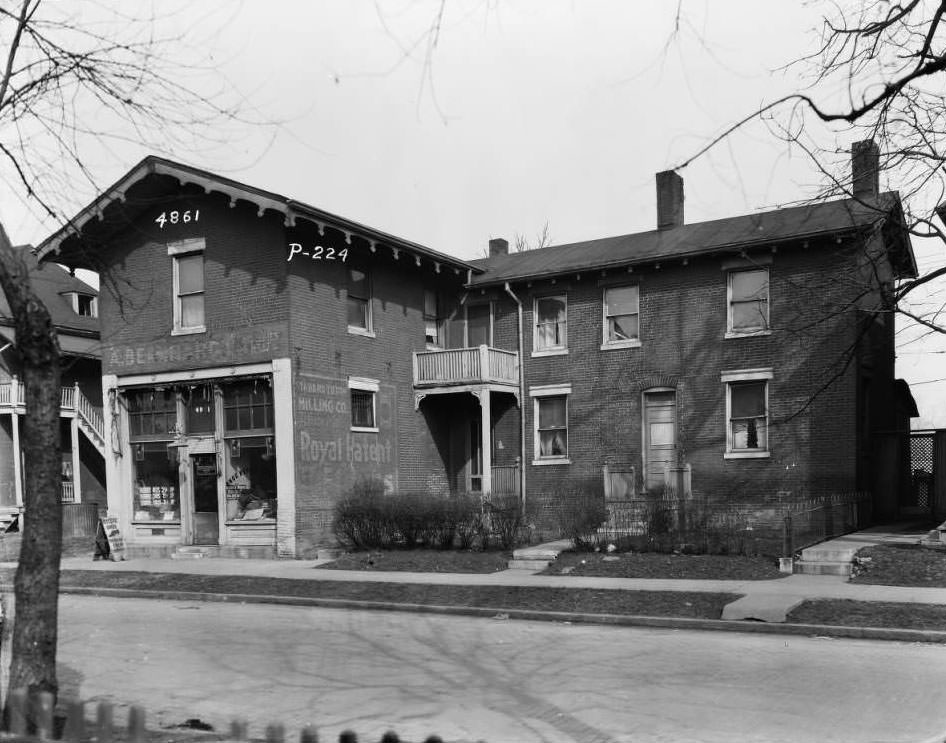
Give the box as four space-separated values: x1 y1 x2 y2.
319 549 511 573
27 569 739 620
543 551 786 580
849 544 946 587
787 599 946 631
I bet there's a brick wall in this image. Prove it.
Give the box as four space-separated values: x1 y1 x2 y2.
510 236 886 521
285 219 467 553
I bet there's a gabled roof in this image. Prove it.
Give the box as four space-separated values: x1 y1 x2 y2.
0 248 99 351
470 192 917 286
35 156 479 276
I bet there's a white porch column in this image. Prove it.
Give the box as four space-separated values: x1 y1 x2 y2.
479 387 492 494
70 415 82 504
10 411 21 509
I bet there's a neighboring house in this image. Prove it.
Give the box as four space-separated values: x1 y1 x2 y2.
0 252 107 528
34 141 917 557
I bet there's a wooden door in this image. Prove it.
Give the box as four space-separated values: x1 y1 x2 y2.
644 392 676 491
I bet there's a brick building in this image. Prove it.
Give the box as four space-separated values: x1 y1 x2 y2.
35 141 917 556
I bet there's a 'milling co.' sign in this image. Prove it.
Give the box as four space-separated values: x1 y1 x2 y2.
105 324 285 372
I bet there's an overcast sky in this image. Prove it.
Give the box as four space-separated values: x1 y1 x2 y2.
3 1 945 425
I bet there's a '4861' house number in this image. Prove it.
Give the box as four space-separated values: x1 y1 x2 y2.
155 209 199 229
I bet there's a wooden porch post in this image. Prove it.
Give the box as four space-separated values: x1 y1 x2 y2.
70 415 82 504
479 388 492 495
11 376 22 509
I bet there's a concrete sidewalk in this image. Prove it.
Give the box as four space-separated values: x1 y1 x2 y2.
5 521 938 639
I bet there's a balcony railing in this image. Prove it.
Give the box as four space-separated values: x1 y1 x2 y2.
413 345 519 388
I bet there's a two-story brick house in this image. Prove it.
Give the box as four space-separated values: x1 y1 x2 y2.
34 141 916 556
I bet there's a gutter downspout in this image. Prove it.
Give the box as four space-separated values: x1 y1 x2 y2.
504 282 527 513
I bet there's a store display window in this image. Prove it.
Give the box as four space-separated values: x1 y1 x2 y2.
224 436 276 521
133 441 180 522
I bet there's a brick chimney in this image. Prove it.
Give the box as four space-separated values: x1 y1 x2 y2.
489 238 509 257
851 140 880 199
656 170 684 230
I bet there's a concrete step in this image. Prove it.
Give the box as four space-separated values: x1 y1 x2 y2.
512 539 572 561
799 546 858 563
506 558 552 571
793 560 852 576
172 547 212 560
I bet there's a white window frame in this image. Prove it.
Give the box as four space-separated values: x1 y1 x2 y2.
529 384 572 465
532 294 568 357
721 368 773 459
347 267 374 337
464 302 493 347
168 238 206 336
726 267 770 338
601 284 641 350
348 376 380 433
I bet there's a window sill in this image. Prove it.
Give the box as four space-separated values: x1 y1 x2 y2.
348 326 376 338
724 451 770 459
171 326 206 336
351 426 379 434
532 457 572 466
724 330 771 340
531 348 568 358
600 339 641 351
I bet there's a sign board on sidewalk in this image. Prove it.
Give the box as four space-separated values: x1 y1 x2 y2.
94 516 126 562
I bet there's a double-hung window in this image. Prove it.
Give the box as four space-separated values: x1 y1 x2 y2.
349 377 379 432
347 268 372 334
424 290 444 348
721 368 772 458
602 285 640 348
169 238 206 334
530 384 571 464
534 295 567 354
727 268 769 336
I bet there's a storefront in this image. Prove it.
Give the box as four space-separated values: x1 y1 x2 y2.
108 361 292 553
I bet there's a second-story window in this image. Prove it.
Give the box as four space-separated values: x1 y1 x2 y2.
349 376 380 432
728 268 769 335
603 285 640 347
169 238 206 335
424 290 444 348
347 267 372 334
534 294 567 353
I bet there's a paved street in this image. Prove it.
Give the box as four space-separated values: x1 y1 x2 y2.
57 595 946 743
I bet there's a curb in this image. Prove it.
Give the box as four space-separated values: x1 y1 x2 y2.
58 585 946 645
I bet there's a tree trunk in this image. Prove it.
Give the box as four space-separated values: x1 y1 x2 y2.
0 224 62 705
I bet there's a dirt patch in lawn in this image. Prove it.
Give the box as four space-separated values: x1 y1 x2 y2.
787 599 946 631
27 569 740 620
848 543 946 587
319 549 511 573
543 551 787 580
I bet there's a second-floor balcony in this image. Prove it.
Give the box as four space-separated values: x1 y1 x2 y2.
413 345 519 389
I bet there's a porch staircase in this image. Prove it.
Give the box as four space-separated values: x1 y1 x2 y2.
72 389 106 457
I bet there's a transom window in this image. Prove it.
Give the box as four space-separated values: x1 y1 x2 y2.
347 268 372 333
127 388 178 440
728 268 769 334
223 379 274 434
603 285 640 346
534 295 567 353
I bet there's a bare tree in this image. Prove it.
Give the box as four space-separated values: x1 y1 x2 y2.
676 1 946 338
0 0 258 708
513 221 553 253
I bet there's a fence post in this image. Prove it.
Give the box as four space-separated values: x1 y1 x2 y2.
300 724 319 743
34 691 53 739
63 701 85 741
96 701 113 743
782 513 793 558
128 705 145 743
8 688 27 735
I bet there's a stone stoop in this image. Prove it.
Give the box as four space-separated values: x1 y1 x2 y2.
793 544 858 576
507 539 573 572
172 546 217 560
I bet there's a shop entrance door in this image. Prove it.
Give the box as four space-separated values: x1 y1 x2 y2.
191 453 219 545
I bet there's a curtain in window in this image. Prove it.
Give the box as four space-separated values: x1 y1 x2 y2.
536 296 566 348
538 396 567 456
730 381 767 449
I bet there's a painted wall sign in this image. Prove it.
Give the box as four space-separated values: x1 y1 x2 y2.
105 325 285 371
